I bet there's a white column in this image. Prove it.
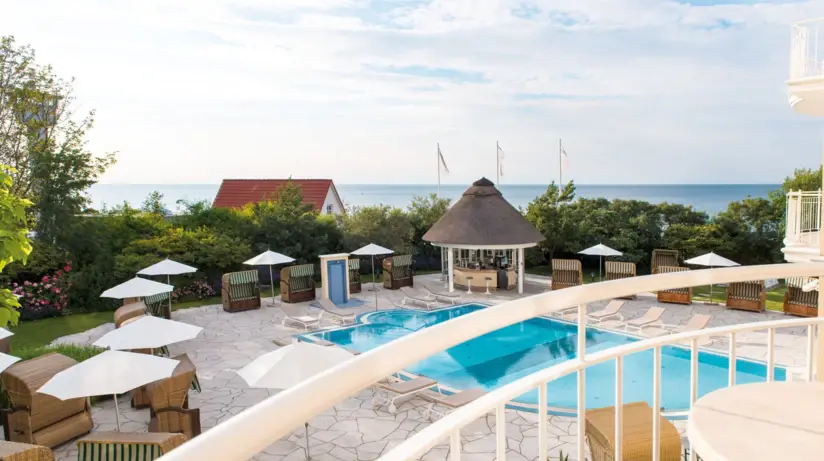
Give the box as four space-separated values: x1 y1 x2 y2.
517 247 524 294
818 141 824 381
447 247 455 293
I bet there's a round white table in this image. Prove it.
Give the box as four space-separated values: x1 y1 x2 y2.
688 381 824 461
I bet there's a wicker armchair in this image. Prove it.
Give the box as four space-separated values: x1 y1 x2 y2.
383 255 414 290
655 266 692 305
348 259 362 294
280 264 316 303
605 261 637 299
147 354 201 439
585 402 682 461
221 270 261 313
77 432 187 461
114 301 148 328
651 249 679 274
551 259 583 290
725 280 766 313
0 353 93 448
0 441 54 461
144 292 171 319
784 277 818 317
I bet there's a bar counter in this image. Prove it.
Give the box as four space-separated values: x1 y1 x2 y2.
453 266 515 291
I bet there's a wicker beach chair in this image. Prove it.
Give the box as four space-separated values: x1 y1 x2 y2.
383 255 414 290
655 266 692 305
585 402 682 461
144 292 171 319
348 259 362 294
0 353 93 448
651 249 679 274
725 280 766 313
114 301 147 328
77 432 187 461
551 259 583 290
784 277 818 317
147 354 201 439
280 264 316 303
221 270 261 312
605 261 637 299
0 440 54 461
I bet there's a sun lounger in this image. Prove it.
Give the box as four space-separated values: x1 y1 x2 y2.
663 313 711 334
423 286 462 305
420 388 486 421
316 298 357 324
624 306 665 331
279 305 321 331
400 287 439 310
638 327 671 338
587 300 625 323
372 375 438 413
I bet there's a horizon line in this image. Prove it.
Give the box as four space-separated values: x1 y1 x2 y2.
93 182 783 187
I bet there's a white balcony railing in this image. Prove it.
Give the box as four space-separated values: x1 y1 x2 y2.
785 190 821 247
158 263 824 461
791 18 824 80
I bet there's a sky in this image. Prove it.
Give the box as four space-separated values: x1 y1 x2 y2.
1 0 823 185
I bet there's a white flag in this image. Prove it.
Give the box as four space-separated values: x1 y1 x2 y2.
561 149 569 173
438 145 449 174
497 144 505 176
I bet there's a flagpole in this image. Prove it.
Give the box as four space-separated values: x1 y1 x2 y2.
496 141 499 186
559 138 563 192
437 143 440 197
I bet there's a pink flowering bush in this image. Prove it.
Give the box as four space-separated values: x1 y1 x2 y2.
171 279 215 301
10 262 71 320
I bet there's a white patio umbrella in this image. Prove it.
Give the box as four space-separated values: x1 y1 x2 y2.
38 351 179 431
92 316 203 351
244 250 295 305
0 327 13 341
578 243 622 281
138 259 197 314
0 353 20 374
237 342 354 460
684 252 740 304
351 243 394 308
101 277 174 300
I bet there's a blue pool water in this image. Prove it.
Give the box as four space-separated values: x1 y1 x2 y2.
308 304 786 411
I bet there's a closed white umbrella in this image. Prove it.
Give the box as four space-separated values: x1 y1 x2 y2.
237 342 353 460
101 277 173 300
0 353 20 374
138 259 197 315
93 316 203 351
244 251 295 305
38 351 179 430
685 252 740 304
578 243 622 281
351 243 394 308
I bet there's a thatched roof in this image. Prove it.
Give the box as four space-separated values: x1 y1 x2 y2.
423 177 544 246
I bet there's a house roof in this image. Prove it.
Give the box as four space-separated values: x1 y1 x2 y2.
423 177 544 246
212 179 338 210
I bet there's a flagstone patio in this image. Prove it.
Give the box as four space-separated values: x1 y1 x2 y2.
42 274 808 460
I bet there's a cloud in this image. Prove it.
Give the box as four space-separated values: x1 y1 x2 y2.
0 0 822 186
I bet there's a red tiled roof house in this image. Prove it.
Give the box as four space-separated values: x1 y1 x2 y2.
212 179 345 215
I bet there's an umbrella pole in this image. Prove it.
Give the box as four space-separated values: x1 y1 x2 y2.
599 255 602 282
305 421 311 460
167 274 173 316
269 265 276 305
113 394 122 431
372 256 378 311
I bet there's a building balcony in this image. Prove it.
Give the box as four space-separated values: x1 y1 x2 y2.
783 190 822 262
788 18 824 116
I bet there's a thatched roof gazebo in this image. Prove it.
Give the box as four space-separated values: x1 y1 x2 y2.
424 177 544 294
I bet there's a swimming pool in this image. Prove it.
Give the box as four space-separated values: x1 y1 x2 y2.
306 304 786 412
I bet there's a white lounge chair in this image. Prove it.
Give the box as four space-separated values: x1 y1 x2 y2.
663 313 712 334
372 375 438 413
279 304 321 331
587 300 625 323
423 285 462 305
420 387 486 421
316 298 357 324
624 306 665 331
400 287 439 309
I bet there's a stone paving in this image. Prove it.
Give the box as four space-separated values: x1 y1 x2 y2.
44 274 808 461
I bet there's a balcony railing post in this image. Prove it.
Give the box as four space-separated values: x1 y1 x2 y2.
728 332 736 387
450 429 461 461
577 303 586 461
496 405 506 461
538 384 547 461
652 346 661 461
615 356 623 461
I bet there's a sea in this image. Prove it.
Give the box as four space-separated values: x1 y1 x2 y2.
87 183 780 216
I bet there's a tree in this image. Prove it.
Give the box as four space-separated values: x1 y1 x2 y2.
407 193 451 266
341 205 412 254
142 191 169 216
0 165 32 326
525 181 576 263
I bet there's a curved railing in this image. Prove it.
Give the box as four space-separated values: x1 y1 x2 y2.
159 263 824 461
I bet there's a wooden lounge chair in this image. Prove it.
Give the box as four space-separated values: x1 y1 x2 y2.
147 354 201 440
0 353 94 448
383 255 414 290
624 306 666 331
280 304 321 330
588 300 625 323
551 259 583 290
400 287 439 309
372 375 438 413
605 261 637 299
280 264 316 304
316 298 356 324
144 292 171 319
423 285 462 305
585 402 682 461
348 259 362 294
655 266 692 305
221 270 261 313
114 301 147 328
420 388 486 421
784 277 818 317
725 280 766 312
0 440 54 460
76 432 187 461
651 249 679 274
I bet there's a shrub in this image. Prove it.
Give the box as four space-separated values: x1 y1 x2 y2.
10 263 71 320
172 279 216 301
